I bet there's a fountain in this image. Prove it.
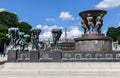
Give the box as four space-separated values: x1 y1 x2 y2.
75 10 112 52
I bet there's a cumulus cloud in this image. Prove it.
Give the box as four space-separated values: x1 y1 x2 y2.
96 0 120 9
36 24 63 40
67 26 83 38
36 24 62 31
61 26 83 39
39 31 52 40
36 24 83 40
36 24 42 29
59 11 74 21
45 18 56 22
0 8 6 12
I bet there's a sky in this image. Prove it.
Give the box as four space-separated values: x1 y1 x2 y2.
0 0 120 40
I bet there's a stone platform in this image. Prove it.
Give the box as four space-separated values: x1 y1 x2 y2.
7 50 120 62
74 34 112 52
1 62 120 78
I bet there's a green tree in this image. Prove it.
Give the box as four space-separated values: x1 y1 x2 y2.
0 24 9 52
0 11 32 52
116 26 120 44
106 27 117 41
106 26 120 44
18 22 32 35
0 11 19 27
0 11 19 52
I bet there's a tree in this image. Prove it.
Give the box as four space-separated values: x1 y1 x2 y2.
0 11 19 52
18 22 32 35
116 26 120 44
0 11 19 27
106 27 117 41
0 24 9 52
0 11 32 52
106 26 120 44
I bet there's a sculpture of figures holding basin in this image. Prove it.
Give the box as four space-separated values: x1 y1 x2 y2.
79 10 107 34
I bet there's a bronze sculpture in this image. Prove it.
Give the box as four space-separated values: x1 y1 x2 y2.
6 27 20 50
51 28 62 50
95 14 103 34
7 27 30 51
79 10 106 34
31 28 41 50
81 20 90 34
86 13 94 33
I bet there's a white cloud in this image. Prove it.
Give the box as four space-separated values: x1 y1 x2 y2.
67 26 83 38
0 8 6 12
36 24 83 40
60 26 83 39
36 24 63 40
59 11 74 21
39 31 52 40
36 24 42 29
96 0 120 9
45 18 56 22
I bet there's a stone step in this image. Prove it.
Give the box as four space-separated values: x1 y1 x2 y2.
0 75 119 78
4 62 120 69
1 69 120 75
1 62 120 78
0 69 120 78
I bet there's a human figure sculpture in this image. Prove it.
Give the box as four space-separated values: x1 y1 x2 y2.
95 14 103 34
51 28 62 50
31 29 41 50
24 34 30 48
86 14 94 33
81 20 90 34
7 27 20 50
16 32 25 51
39 41 45 50
16 32 30 51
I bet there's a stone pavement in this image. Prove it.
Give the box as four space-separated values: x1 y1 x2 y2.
1 62 120 78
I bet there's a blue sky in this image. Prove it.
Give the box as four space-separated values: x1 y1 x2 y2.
0 0 120 40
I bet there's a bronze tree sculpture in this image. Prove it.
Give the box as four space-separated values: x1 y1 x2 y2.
51 28 62 50
31 28 41 50
6 27 20 50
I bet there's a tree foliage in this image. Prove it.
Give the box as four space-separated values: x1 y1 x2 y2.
106 26 120 44
18 22 32 35
0 11 32 52
0 11 19 27
0 24 9 52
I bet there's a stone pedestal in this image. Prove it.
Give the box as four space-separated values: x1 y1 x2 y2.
17 50 30 62
8 50 16 62
52 51 62 62
30 50 39 62
74 34 112 52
